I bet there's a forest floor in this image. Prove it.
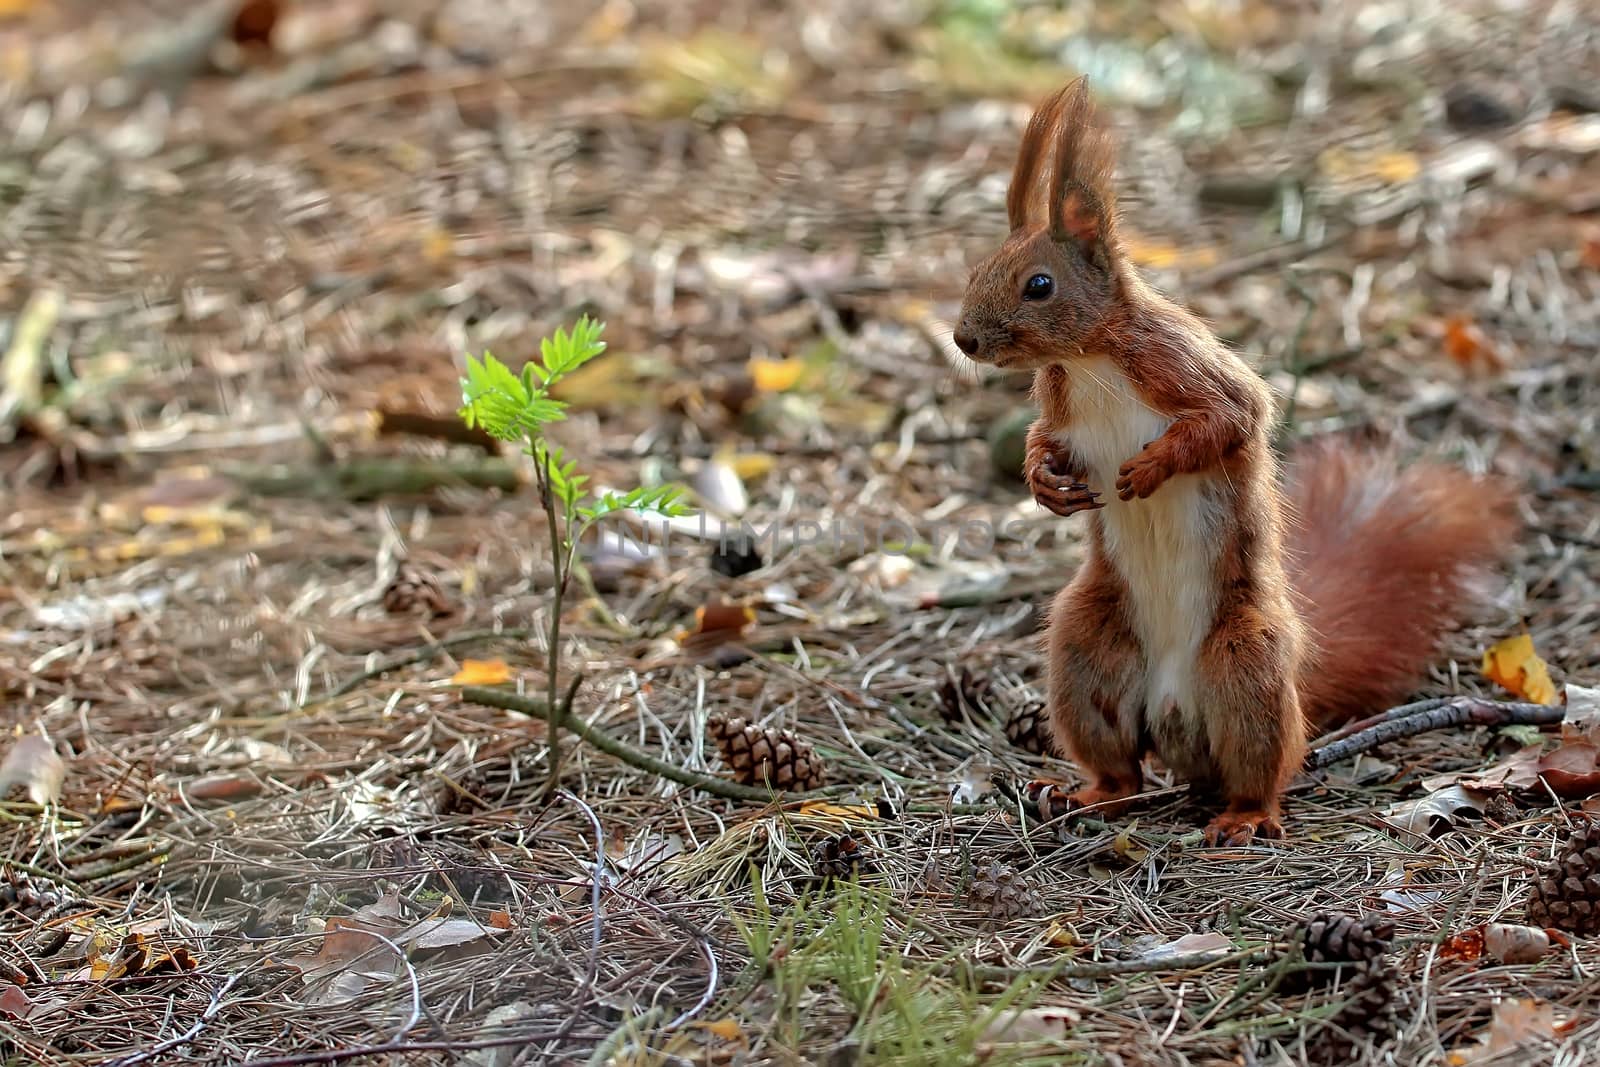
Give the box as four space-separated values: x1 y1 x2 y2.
2 0 1599 1064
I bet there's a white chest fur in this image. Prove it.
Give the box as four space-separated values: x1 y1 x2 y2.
1054 358 1224 722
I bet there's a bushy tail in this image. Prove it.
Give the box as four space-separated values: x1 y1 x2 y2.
1284 441 1517 730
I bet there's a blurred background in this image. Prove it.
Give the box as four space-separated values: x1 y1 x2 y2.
3 0 1596 657
1 1 1599 1061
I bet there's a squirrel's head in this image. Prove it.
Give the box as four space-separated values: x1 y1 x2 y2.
954 78 1122 372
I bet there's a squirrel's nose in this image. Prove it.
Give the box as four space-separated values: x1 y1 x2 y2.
953 323 979 356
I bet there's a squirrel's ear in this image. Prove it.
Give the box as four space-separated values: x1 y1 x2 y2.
1006 86 1071 231
1046 79 1119 266
1052 186 1112 266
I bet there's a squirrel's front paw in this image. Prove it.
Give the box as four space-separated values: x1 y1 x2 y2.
1028 464 1103 517
1115 451 1171 500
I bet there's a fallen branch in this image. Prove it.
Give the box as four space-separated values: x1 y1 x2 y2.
457 685 826 803
1306 696 1564 769
965 946 1275 984
373 407 501 453
228 457 521 500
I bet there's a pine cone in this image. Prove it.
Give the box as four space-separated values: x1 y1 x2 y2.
812 833 875 883
381 563 455 617
1526 820 1600 935
1316 958 1398 1062
0 871 72 921
937 666 993 724
1483 792 1520 827
1004 703 1059 758
1297 911 1395 968
707 716 826 792
967 860 1041 921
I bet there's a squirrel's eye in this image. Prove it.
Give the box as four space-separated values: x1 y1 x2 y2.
1023 273 1054 301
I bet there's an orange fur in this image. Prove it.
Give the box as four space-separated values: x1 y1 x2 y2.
1285 442 1517 729
956 80 1516 845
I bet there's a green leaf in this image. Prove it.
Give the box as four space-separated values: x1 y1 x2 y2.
620 484 692 517
581 483 691 524
540 316 607 382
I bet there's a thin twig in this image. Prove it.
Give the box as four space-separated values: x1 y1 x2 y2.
457 685 830 803
101 973 243 1067
553 788 607 1044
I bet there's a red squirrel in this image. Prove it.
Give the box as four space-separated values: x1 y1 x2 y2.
952 79 1516 845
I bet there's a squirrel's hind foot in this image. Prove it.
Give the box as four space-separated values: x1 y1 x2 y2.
1203 808 1284 847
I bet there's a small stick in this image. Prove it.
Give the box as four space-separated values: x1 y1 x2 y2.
457 685 828 803
372 407 500 452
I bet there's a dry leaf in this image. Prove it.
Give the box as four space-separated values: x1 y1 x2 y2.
0 983 32 1019
1483 922 1552 964
420 227 455 264
581 0 634 44
1382 784 1489 835
1043 920 1079 948
1473 998 1559 1061
402 917 500 953
1482 634 1559 705
230 0 279 47
186 774 265 802
288 917 405 983
451 659 512 686
981 1005 1081 1044
749 358 806 393
1561 683 1600 743
1136 931 1232 962
693 1018 744 1042
1444 315 1505 371
1532 742 1600 798
1321 147 1421 185
677 600 755 653
487 911 513 931
1372 151 1422 183
728 452 777 480
1580 230 1600 272
1439 925 1485 962
1111 826 1149 863
0 734 65 805
1122 236 1220 271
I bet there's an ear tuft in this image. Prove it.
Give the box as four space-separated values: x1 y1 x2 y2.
1006 87 1072 231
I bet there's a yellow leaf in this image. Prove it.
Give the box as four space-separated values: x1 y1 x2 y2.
451 659 512 686
1044 920 1078 948
1319 147 1421 185
727 452 777 481
581 0 634 43
1122 237 1219 271
1372 151 1421 184
0 0 39 17
693 1018 744 1042
421 227 455 264
1482 635 1559 706
749 358 805 393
